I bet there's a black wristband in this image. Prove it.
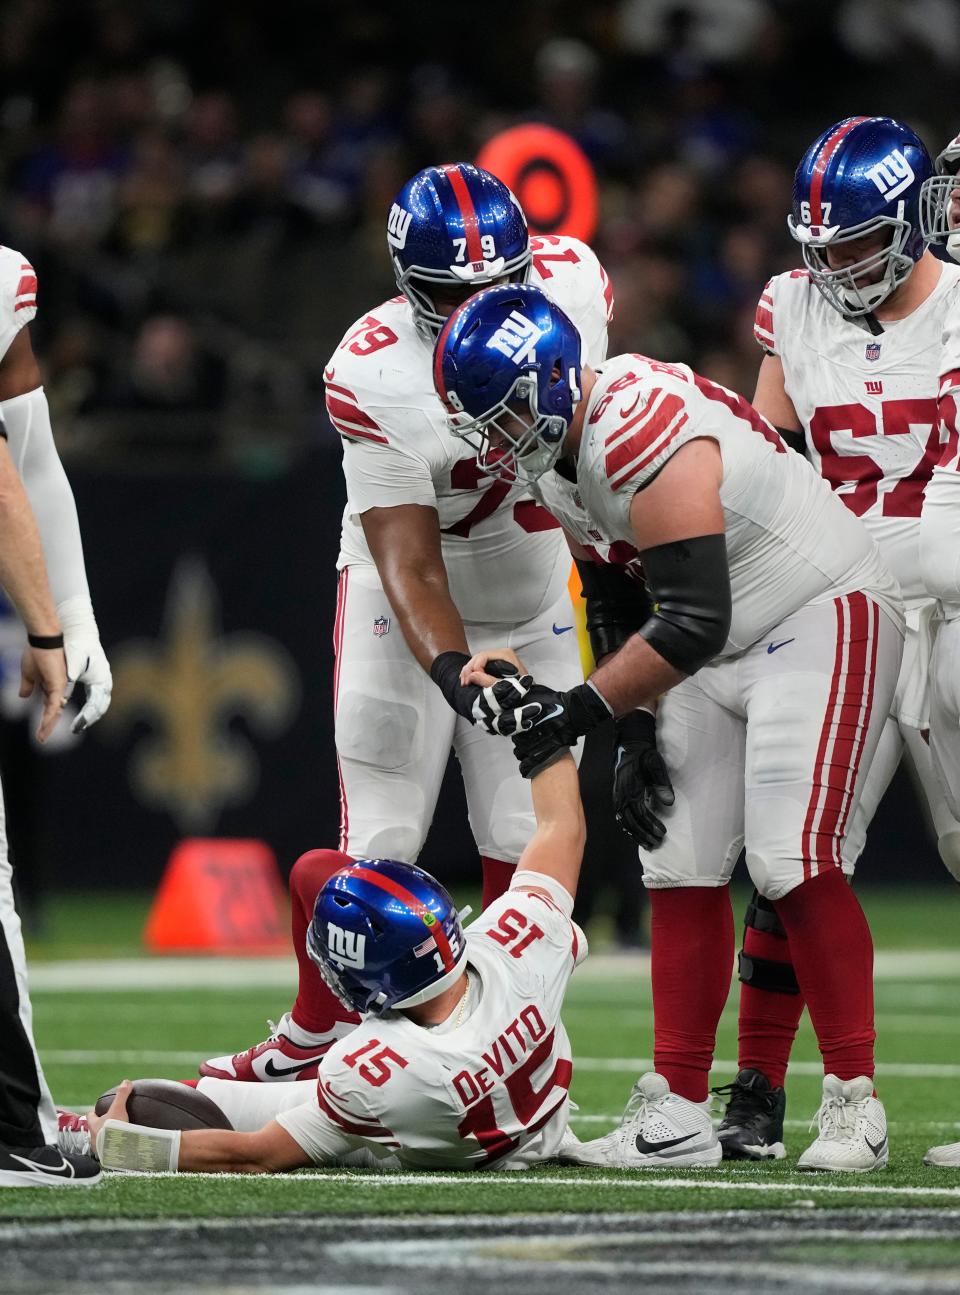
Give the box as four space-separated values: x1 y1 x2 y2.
27 632 64 650
429 651 475 720
615 709 656 746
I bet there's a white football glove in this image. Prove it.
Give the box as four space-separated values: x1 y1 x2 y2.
57 595 113 733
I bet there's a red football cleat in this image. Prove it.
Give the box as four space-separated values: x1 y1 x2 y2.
199 1013 356 1082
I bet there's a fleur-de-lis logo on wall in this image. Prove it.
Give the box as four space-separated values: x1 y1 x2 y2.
105 557 300 830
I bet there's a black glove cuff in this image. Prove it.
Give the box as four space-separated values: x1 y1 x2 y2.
27 632 65 650
565 682 613 734
429 651 475 720
615 709 656 746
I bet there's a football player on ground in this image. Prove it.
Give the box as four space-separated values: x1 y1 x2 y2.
0 245 112 1186
434 282 904 1172
77 727 722 1173
198 163 616 1085
916 129 960 1170
707 116 960 1162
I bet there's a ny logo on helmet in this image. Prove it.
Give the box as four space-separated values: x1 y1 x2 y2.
328 923 367 968
487 310 547 365
387 204 413 250
865 150 915 202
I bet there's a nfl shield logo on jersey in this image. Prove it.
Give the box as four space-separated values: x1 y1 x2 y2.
373 615 390 637
865 342 882 362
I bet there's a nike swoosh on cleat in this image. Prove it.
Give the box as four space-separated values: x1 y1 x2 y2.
552 624 573 635
11 1152 75 1178
262 1056 325 1078
866 1135 887 1158
635 1131 699 1156
766 638 795 654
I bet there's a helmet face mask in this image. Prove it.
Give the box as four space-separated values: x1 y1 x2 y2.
448 370 573 484
789 116 932 317
387 165 532 341
920 134 960 263
437 283 583 485
790 213 913 316
306 859 467 1016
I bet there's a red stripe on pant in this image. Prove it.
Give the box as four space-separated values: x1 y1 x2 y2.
801 594 875 878
290 849 361 1035
333 568 350 853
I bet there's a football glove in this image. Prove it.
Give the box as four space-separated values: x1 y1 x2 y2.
612 709 675 849
57 595 113 733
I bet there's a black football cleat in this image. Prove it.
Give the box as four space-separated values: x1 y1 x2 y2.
0 1141 102 1188
713 1068 787 1161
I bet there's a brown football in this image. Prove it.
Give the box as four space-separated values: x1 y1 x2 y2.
95 1078 234 1131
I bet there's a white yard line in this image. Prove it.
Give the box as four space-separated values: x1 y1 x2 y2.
0 1169 955 1197
26 948 960 992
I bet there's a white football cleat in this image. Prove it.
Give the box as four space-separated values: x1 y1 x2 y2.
924 1139 960 1167
559 1072 721 1169
199 1013 356 1082
797 1075 889 1172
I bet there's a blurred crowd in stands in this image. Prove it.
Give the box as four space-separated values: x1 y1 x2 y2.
1 0 959 464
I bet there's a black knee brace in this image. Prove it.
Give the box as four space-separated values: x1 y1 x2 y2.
744 889 787 938
737 888 800 995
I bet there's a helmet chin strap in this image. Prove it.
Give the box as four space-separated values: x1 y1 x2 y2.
947 231 960 264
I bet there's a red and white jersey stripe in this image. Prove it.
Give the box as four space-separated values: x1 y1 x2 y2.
0 245 38 361
567 352 901 655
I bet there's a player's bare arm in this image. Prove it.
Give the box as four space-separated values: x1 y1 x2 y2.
752 354 802 443
0 326 42 400
87 1081 314 1174
360 502 470 671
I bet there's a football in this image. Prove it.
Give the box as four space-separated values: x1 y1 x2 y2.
95 1079 234 1131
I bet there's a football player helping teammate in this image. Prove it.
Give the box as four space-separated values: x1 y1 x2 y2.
434 281 903 1172
198 162 615 1083
75 716 722 1174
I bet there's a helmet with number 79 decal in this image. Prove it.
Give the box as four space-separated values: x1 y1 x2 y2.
789 116 932 317
306 858 468 1015
435 281 583 484
388 163 531 340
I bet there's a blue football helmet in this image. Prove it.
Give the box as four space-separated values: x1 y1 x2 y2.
388 163 531 340
920 130 960 262
435 282 583 483
789 116 932 316
306 858 467 1015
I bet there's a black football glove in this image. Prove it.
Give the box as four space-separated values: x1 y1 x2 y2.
501 680 611 778
612 709 675 849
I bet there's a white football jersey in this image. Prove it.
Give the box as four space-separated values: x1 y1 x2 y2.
327 236 612 625
0 245 37 362
281 882 585 1171
919 327 960 616
569 354 901 654
755 263 960 602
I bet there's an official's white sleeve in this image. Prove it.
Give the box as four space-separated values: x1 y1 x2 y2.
3 385 89 605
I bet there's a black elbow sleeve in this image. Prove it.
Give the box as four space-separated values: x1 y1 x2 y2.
575 558 651 663
639 534 732 675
